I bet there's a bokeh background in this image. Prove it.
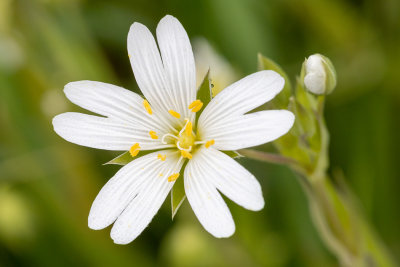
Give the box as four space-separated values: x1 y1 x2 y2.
1 0 399 266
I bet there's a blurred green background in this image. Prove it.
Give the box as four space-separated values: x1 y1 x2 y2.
1 0 399 266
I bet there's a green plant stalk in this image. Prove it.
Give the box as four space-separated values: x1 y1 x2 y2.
245 148 395 266
244 98 395 267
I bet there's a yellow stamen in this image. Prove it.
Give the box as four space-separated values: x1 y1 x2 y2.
189 100 201 109
191 102 203 112
129 143 141 157
185 121 193 136
189 99 203 113
169 109 181 118
181 150 193 159
149 130 158 139
157 154 166 161
205 139 215 148
168 173 180 182
159 173 163 177
143 100 152 115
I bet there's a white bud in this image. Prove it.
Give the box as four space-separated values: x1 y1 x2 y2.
303 54 336 95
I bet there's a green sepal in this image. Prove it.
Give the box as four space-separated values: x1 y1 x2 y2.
195 70 212 126
258 53 292 109
104 150 158 166
171 161 188 219
196 69 212 106
221 150 243 159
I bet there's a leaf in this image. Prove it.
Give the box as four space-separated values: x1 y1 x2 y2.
258 53 292 108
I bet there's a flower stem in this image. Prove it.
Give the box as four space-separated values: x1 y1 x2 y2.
239 149 297 165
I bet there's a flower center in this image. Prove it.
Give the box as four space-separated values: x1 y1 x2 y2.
177 131 195 150
161 118 196 159
130 99 216 182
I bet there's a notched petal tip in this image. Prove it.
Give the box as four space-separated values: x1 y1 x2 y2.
63 80 90 96
282 110 296 133
210 223 236 239
158 14 179 25
111 235 131 245
127 22 151 45
110 224 139 245
247 196 265 212
88 216 106 231
51 112 69 136
260 70 285 95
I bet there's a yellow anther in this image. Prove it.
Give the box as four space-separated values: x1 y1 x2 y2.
129 143 141 157
168 173 180 182
168 109 181 118
149 130 158 139
157 154 166 161
143 100 152 115
185 121 193 136
189 99 203 113
181 150 193 159
189 100 201 109
191 102 203 112
128 54 131 58
205 139 215 148
159 173 163 177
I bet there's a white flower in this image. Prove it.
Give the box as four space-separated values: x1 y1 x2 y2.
52 15 295 244
304 54 337 95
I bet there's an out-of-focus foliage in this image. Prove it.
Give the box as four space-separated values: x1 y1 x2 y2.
0 0 399 266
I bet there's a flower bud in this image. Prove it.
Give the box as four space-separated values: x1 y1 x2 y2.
303 54 336 95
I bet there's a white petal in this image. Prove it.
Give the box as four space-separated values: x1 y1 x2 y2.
156 15 196 120
184 153 235 238
127 22 177 117
193 148 264 211
64 81 169 133
110 152 183 244
88 150 175 230
198 70 284 130
200 110 295 150
53 112 170 151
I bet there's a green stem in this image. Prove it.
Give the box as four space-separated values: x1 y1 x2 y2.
244 150 396 266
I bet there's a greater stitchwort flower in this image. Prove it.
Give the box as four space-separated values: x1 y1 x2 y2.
52 15 294 244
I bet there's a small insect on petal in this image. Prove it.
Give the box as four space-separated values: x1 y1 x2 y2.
205 139 215 148
157 154 166 161
168 173 180 182
169 109 181 118
189 100 203 113
143 100 152 115
149 130 158 139
181 150 193 159
129 143 141 157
